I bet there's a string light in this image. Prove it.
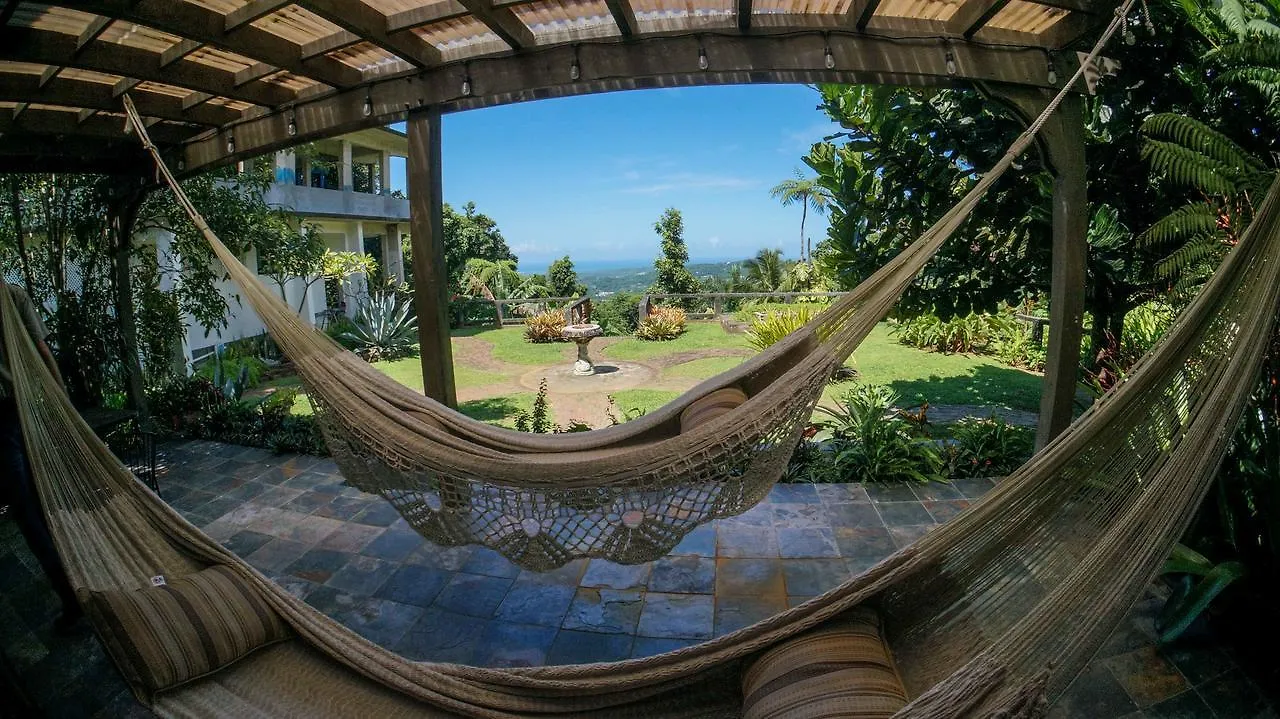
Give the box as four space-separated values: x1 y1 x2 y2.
287 112 297 136
461 65 472 96
824 37 835 69
570 47 581 81
225 134 235 153
698 46 708 71
1047 57 1057 85
362 93 374 116
945 50 956 76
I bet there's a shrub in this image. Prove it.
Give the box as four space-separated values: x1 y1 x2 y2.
817 384 944 484
891 312 1012 354
944 415 1034 478
594 292 642 336
325 315 360 349
524 310 567 343
994 324 1048 372
781 435 840 484
342 292 418 362
193 347 266 399
513 379 590 433
745 306 816 352
635 306 687 341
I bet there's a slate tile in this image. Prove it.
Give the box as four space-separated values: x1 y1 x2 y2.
562 588 644 634
771 503 829 529
648 556 716 594
252 486 305 508
394 607 488 663
1050 661 1140 718
271 574 320 601
1144 691 1215 719
814 484 869 503
875 501 934 527
373 564 452 608
887 524 933 550
192 495 250 522
767 484 820 504
777 527 841 558
1195 669 1267 716
714 593 787 636
516 559 587 586
631 636 698 658
719 504 774 529
670 525 717 558
833 525 897 559
581 560 651 590
1160 645 1232 686
716 558 785 597
283 548 351 584
352 502 401 527
316 523 384 554
716 527 778 558
244 537 311 573
546 630 633 665
313 496 373 521
281 492 335 514
360 528 422 562
434 572 514 618
461 548 522 579
923 499 971 523
474 622 558 668
407 544 475 571
1103 647 1190 708
220 481 267 503
951 477 997 499
822 502 882 529
277 515 346 545
494 581 577 627
327 555 398 595
782 558 851 596
637 593 714 640
864 483 918 503
911 482 964 501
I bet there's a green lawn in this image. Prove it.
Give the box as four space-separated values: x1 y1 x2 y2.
663 355 748 380
458 392 537 427
608 389 683 418
452 326 569 365
603 322 750 360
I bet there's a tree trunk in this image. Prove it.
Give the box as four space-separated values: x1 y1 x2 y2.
799 203 808 264
110 191 150 419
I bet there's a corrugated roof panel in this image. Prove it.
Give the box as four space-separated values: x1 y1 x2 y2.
9 4 98 35
99 21 184 53
987 0 1068 33
412 17 510 56
328 41 404 72
253 5 345 45
513 0 620 42
753 0 852 14
632 0 736 32
875 0 962 20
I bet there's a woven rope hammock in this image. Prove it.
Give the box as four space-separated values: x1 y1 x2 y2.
11 4 1280 714
115 19 1102 571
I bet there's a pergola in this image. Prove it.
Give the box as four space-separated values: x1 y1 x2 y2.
0 0 1106 447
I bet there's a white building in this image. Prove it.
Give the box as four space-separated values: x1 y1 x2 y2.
152 127 410 366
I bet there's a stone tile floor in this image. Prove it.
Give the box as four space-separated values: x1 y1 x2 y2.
0 439 1273 717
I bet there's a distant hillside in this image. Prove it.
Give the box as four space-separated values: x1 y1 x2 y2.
580 261 742 295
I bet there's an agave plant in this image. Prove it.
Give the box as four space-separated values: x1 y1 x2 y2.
342 292 418 362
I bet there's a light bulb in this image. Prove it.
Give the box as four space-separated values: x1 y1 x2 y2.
945 51 956 76
287 115 297 136
824 47 835 70
226 135 235 153
1047 64 1057 85
698 48 708 71
570 59 580 81
1124 29 1136 44
461 77 471 96
362 94 373 116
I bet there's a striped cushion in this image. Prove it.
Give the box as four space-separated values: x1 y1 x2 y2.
87 565 291 697
741 607 908 719
680 387 749 433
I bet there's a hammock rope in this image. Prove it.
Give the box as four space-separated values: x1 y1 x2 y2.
13 4 1280 715
117 2 1132 572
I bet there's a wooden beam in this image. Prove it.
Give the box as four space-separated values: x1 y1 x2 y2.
11 102 27 121
1 26 296 107
0 0 18 28
0 73 240 125
0 135 150 174
853 0 885 31
737 0 752 31
0 108 198 144
183 32 1068 173
453 0 535 50
605 0 639 36
75 15 113 53
38 65 61 89
54 1 360 88
385 1 472 33
301 31 361 61
406 107 457 408
234 62 276 87
181 91 214 111
946 0 1010 36
224 0 291 32
160 39 204 68
294 0 442 68
112 77 141 98
1039 11 1094 48
77 108 97 123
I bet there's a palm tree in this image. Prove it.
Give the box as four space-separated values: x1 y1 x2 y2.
769 170 831 263
743 248 789 293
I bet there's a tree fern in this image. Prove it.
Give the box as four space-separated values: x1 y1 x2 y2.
1141 114 1267 174
1141 139 1246 196
1139 203 1223 249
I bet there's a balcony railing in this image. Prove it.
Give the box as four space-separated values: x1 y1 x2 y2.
263 184 409 221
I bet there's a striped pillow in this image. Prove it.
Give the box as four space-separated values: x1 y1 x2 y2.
87 565 291 697
741 607 909 719
680 387 749 433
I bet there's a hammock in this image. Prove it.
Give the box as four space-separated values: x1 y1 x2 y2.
13 4 1280 714
116 33 1098 572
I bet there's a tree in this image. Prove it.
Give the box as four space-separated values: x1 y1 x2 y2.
461 258 548 300
547 255 587 297
769 170 830 263
254 216 326 312
743 248 789 293
650 209 702 306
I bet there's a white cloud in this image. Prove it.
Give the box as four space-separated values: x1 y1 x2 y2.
621 173 759 194
707 235 722 247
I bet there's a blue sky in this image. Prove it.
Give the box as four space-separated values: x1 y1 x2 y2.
388 84 844 272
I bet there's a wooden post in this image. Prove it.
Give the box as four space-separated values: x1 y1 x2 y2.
713 295 723 316
493 299 504 328
407 107 457 408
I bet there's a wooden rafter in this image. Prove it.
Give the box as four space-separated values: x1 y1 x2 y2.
160 39 204 69
454 0 536 51
0 108 197 144
949 0 1015 37
738 0 752 31
224 0 292 32
75 15 113 53
0 26 295 107
386 2 471 33
604 0 639 36
301 31 361 61
853 0 885 31
55 1 359 89
0 73 241 125
0 0 18 28
38 65 60 88
234 62 277 87
294 0 442 68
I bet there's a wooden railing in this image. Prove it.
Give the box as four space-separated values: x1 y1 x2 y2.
452 296 589 328
640 291 848 319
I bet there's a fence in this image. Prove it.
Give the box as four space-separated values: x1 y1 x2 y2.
452 296 592 328
639 291 848 319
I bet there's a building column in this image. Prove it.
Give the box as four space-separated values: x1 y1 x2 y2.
384 223 405 283
380 151 392 195
407 107 457 407
273 150 296 185
982 85 1088 450
340 140 353 192
300 156 312 187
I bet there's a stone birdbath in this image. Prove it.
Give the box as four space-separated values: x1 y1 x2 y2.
562 323 604 376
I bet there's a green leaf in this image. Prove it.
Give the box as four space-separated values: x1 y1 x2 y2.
1156 561 1247 643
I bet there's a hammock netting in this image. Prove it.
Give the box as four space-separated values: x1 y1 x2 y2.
7 3 1280 714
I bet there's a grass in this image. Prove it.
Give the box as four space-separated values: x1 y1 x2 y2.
663 356 748 380
603 322 749 360
607 389 683 418
458 392 537 428
453 326 569 365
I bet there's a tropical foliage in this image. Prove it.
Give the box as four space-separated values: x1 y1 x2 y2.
890 312 1013 355
769 169 831 263
461 258 549 300
817 384 944 484
649 208 703 307
547 256 587 297
524 310 567 343
745 305 817 351
635 306 687 341
943 415 1034 478
341 292 419 362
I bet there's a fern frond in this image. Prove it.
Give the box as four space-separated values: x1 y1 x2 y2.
1140 139 1242 195
1141 114 1266 174
1207 37 1280 67
1156 238 1227 279
1139 204 1222 248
